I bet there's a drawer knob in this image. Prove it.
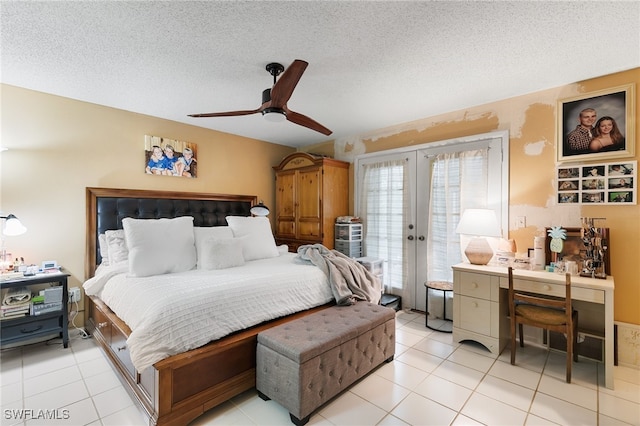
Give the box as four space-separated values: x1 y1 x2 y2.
472 282 478 288
543 285 551 291
98 322 108 329
473 302 478 308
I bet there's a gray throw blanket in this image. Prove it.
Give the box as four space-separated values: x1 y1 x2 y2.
297 244 382 306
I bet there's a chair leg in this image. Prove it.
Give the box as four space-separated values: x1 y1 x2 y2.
566 328 572 383
573 313 579 363
510 318 516 365
518 323 524 347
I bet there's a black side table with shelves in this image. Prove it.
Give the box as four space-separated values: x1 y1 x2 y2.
1 272 69 348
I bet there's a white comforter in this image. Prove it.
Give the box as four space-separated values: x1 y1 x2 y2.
83 253 332 371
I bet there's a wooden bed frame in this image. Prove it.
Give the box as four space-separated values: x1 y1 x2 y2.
84 187 331 426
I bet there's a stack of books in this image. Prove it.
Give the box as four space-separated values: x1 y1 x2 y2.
1 303 30 319
2 286 34 319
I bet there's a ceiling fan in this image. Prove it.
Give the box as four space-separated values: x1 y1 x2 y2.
189 59 332 136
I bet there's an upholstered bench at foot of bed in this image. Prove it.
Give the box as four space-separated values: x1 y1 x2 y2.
256 302 396 426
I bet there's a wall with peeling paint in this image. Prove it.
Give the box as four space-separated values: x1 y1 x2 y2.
305 68 639 326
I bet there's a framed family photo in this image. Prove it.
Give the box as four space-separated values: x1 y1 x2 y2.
557 84 635 163
144 135 198 178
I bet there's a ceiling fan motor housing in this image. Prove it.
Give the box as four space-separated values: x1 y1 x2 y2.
262 88 286 118
262 88 272 104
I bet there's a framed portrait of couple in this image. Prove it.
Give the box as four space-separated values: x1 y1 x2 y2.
557 83 635 163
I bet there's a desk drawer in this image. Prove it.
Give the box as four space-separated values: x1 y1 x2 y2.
459 295 491 336
500 277 604 304
458 272 492 300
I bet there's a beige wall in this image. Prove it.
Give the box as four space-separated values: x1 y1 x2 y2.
306 68 640 326
0 84 294 297
2 68 638 326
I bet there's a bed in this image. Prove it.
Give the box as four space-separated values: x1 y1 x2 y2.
83 187 336 426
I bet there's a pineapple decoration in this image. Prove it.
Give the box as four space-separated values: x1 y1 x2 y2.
547 226 567 262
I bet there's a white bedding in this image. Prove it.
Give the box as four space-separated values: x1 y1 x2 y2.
83 253 332 371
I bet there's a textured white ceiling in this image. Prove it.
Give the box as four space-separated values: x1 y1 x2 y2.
2 1 639 148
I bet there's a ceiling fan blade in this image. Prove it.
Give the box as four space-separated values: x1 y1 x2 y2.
269 59 308 107
188 107 262 118
285 109 332 136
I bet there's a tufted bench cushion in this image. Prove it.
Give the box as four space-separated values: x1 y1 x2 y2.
256 302 395 425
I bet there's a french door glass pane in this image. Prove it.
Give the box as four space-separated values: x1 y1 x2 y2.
360 160 406 293
427 149 488 285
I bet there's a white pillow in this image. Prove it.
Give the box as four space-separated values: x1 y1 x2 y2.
225 216 279 261
199 238 245 270
277 244 289 254
123 217 196 277
98 234 110 266
105 229 128 265
194 226 234 269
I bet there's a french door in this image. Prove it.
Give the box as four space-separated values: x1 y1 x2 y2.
355 131 509 311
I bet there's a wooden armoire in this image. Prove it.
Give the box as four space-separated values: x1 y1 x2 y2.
273 152 349 252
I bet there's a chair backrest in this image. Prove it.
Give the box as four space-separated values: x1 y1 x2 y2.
508 266 572 321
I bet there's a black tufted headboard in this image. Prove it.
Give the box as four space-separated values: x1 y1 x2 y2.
85 187 256 278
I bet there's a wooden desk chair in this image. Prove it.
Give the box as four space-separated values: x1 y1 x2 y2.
508 267 578 383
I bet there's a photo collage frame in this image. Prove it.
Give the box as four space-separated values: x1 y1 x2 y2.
557 160 636 205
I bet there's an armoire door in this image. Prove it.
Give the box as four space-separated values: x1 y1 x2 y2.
296 168 322 240
275 169 296 240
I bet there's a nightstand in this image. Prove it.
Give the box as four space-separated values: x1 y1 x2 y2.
1 271 70 348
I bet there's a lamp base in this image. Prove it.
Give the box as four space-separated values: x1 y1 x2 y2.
464 237 494 265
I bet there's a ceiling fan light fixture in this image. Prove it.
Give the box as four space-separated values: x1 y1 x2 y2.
262 107 286 122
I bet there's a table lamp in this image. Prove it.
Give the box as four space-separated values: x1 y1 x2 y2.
250 201 270 217
1 214 27 270
2 214 27 236
455 209 501 265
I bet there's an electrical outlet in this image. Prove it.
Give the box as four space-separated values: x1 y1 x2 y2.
69 287 81 303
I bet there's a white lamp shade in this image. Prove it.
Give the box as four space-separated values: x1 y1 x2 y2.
250 202 270 217
456 209 500 265
3 214 27 236
455 209 501 237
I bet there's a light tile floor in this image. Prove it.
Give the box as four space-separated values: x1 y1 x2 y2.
1 310 639 425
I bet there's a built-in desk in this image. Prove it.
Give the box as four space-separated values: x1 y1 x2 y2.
452 263 614 389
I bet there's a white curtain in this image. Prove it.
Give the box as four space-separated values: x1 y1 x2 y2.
426 148 489 285
358 159 410 303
